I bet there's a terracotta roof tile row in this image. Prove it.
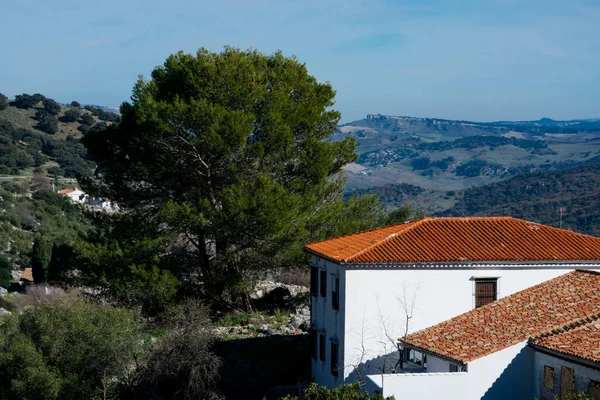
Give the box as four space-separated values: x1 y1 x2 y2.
531 315 600 363
305 217 600 264
401 270 600 364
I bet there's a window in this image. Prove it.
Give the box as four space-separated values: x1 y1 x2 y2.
544 366 555 391
560 366 576 398
319 333 326 361
311 329 318 359
404 348 425 366
330 341 339 377
589 380 600 400
310 267 318 297
320 270 327 297
332 276 340 310
474 278 498 307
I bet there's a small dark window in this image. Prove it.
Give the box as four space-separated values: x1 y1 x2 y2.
330 341 339 376
319 334 326 361
310 267 318 297
544 366 555 391
561 366 575 398
320 270 327 297
332 276 340 310
311 329 318 359
475 278 497 307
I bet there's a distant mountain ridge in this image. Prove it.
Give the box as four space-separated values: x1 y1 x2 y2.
336 113 600 195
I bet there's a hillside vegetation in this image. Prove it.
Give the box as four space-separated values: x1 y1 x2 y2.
0 92 119 178
442 162 600 236
338 114 600 192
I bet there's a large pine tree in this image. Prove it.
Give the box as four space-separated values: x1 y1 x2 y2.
80 47 386 308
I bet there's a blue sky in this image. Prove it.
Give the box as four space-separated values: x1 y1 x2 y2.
1 0 599 123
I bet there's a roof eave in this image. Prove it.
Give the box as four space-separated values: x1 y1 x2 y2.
528 343 600 370
306 253 600 269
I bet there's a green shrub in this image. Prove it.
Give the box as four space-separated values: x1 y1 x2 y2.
280 383 394 400
0 254 11 288
13 93 37 109
42 98 61 115
0 295 142 400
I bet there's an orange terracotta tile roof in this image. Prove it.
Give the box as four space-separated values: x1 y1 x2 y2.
58 188 75 195
21 267 33 282
401 270 600 364
305 217 600 264
530 316 600 363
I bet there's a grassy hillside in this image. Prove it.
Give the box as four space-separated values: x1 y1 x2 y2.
0 100 112 139
442 162 600 236
338 114 600 192
345 183 458 214
0 94 119 178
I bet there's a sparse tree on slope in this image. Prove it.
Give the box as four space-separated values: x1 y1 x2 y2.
0 255 11 288
14 93 37 109
0 93 8 110
42 98 61 115
31 236 52 283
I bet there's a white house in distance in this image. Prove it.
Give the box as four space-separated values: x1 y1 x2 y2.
368 269 600 400
58 188 118 211
304 216 600 391
58 187 87 204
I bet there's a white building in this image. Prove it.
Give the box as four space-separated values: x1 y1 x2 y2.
366 269 600 400
59 188 118 211
58 187 88 204
530 315 600 400
304 216 600 390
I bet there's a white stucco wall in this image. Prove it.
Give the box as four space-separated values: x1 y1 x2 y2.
341 265 600 382
368 343 533 400
468 342 534 400
427 354 453 373
311 256 346 388
367 372 469 399
533 348 600 400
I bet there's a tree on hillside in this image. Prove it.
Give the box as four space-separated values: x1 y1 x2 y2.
80 113 94 126
31 172 52 191
61 108 81 122
35 111 59 134
42 98 61 115
0 255 11 288
13 93 37 109
31 93 46 104
70 101 81 108
80 47 382 309
0 93 8 110
31 236 52 283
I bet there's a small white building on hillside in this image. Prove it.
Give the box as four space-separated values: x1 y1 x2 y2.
366 270 600 400
58 188 87 204
58 188 119 211
304 217 600 390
